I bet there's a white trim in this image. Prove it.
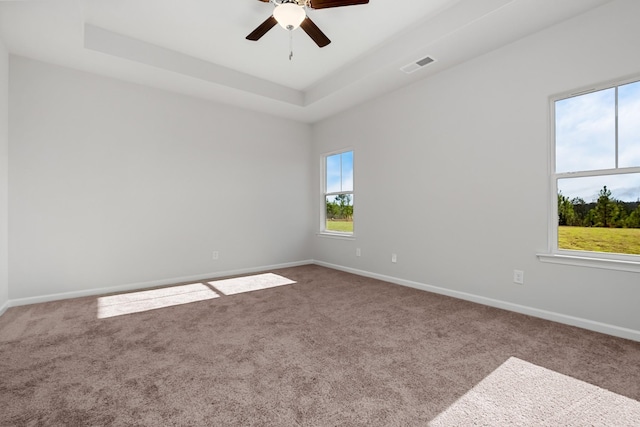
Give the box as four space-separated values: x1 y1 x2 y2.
556 166 640 179
6 260 314 308
325 191 354 197
313 260 640 342
320 146 355 158
553 73 640 102
537 253 640 273
547 97 556 254
316 231 355 240
0 300 8 317
3 259 638 342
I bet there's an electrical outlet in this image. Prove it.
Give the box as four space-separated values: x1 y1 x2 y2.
513 270 524 285
356 248 361 257
212 251 219 260
391 253 397 263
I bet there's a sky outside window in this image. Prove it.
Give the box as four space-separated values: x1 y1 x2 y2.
555 88 616 173
555 81 640 203
558 174 640 203
326 151 353 193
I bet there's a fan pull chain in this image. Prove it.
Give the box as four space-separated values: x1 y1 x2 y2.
289 29 294 61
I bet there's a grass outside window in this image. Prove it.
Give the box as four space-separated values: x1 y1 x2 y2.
558 226 640 255
326 219 354 233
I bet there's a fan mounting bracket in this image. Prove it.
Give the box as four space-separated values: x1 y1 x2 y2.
271 0 309 6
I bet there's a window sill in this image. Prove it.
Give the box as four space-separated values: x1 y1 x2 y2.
316 232 355 241
537 253 640 273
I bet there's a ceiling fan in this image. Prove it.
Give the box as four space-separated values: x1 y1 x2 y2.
246 0 369 50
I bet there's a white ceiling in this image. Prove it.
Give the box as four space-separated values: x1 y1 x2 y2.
0 0 612 123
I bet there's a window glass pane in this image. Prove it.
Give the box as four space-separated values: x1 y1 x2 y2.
326 153 342 193
619 80 640 168
341 151 354 192
555 88 615 173
557 173 640 255
325 194 353 233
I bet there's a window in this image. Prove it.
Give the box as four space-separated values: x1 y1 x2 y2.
551 77 640 261
321 150 354 235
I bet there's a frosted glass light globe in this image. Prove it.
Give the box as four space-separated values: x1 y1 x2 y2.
273 3 306 30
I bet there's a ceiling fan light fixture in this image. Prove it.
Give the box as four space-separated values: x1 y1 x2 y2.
273 3 306 30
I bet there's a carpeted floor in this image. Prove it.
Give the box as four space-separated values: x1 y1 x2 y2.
430 357 640 426
1 265 639 426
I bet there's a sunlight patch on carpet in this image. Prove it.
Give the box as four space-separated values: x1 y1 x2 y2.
208 273 296 296
97 283 219 319
430 357 640 426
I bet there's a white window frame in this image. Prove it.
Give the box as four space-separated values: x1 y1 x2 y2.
538 75 640 273
319 148 355 239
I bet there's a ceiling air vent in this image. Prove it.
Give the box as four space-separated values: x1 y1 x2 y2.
400 56 435 74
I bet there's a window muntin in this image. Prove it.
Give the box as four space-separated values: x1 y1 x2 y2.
552 77 640 258
322 150 354 235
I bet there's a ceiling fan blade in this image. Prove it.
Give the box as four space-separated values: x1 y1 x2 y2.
300 17 331 48
309 0 369 9
246 16 278 41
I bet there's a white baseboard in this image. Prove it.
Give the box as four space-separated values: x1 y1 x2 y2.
313 260 640 343
0 300 8 317
4 259 639 343
7 260 314 309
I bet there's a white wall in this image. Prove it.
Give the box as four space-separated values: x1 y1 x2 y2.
312 0 640 335
0 37 8 312
9 56 312 300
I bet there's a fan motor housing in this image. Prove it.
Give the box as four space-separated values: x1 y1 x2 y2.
273 0 308 6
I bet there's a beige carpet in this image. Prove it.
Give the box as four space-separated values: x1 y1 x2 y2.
1 265 639 426
430 357 640 426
